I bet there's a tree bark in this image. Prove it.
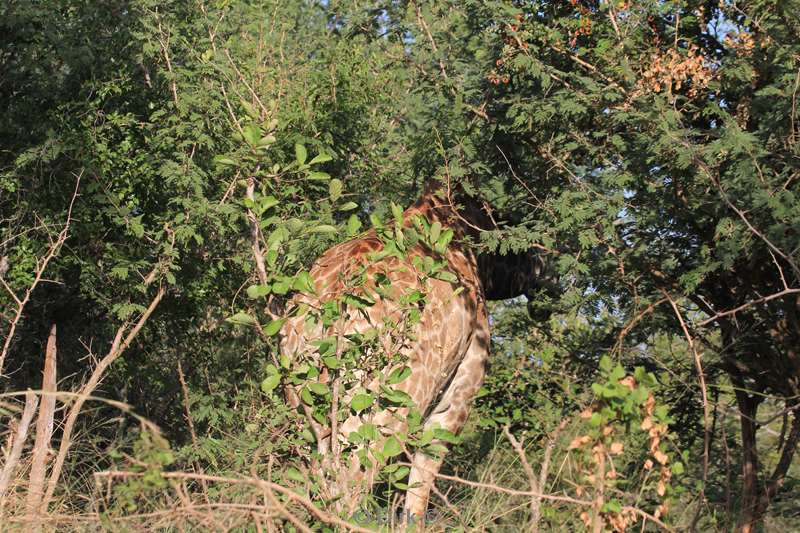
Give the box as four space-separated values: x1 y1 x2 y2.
732 375 762 533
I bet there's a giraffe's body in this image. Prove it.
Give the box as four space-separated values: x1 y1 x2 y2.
280 186 547 516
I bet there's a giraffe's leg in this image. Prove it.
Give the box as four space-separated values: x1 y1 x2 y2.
404 327 490 518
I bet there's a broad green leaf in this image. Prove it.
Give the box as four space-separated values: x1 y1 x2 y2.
308 171 330 181
213 156 237 167
258 134 276 146
226 312 256 326
295 143 307 165
286 467 305 482
309 152 332 165
329 178 343 202
246 284 270 299
339 201 358 211
391 202 404 222
321 355 341 369
383 436 403 458
312 224 338 234
433 428 460 444
263 318 285 336
350 393 374 413
240 99 259 119
308 382 329 395
387 366 412 385
300 387 313 405
430 221 441 243
260 374 281 394
347 214 362 236
243 124 261 146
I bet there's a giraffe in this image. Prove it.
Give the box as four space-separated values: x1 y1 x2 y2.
278 182 554 517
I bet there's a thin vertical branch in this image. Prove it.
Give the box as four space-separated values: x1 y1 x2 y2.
0 392 39 505
26 324 58 517
177 360 211 504
503 426 541 530
662 291 711 528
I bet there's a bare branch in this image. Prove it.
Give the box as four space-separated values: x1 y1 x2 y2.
663 290 711 523
0 392 39 504
26 324 58 518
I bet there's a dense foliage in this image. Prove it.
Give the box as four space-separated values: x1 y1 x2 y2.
1 1 798 531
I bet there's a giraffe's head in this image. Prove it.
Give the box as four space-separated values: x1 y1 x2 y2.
477 248 560 321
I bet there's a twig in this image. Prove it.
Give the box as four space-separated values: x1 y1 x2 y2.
663 291 711 521
503 427 541 530
246 171 269 287
0 392 39 504
155 12 179 107
697 288 800 327
177 360 211 504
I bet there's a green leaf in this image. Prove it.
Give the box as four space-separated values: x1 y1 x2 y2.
321 355 340 369
272 279 291 295
339 201 358 211
261 374 281 394
358 423 378 440
261 195 279 211
391 201 404 222
430 221 441 243
263 318 285 336
602 500 622 514
347 214 362 236
226 312 256 326
258 134 276 146
213 156 237 167
241 99 259 119
329 178 343 202
246 284 271 299
383 436 403 458
311 224 338 234
369 213 383 229
433 428 460 444
309 152 332 165
293 271 316 294
307 382 329 395
243 124 261 146
295 143 307 165
286 467 305 482
433 270 458 283
308 171 330 181
300 387 313 405
387 366 412 385
350 393 374 413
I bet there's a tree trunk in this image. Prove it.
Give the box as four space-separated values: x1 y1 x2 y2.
733 377 762 533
